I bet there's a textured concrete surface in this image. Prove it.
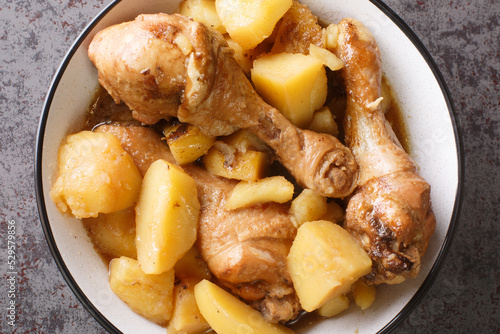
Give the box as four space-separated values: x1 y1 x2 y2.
0 0 498 333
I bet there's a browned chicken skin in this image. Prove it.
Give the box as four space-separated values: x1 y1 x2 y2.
337 19 436 284
88 13 358 198
95 123 300 323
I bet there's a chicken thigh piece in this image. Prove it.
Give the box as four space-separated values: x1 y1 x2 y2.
337 19 436 285
95 123 300 323
88 13 358 198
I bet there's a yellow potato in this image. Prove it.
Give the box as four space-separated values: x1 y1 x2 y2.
287 220 372 312
194 279 293 334
223 128 268 153
50 131 142 219
320 200 345 224
135 159 200 274
308 106 339 137
324 23 340 51
224 36 254 74
225 176 295 210
203 144 269 181
309 44 344 71
82 207 137 260
163 122 216 165
179 0 226 34
109 256 174 326
215 0 292 50
351 280 376 310
317 295 349 318
174 246 212 281
289 189 327 228
168 278 211 334
251 53 327 128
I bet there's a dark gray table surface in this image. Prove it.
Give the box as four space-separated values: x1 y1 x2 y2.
1 0 498 333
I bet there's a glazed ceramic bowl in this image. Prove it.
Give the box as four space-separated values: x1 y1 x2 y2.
36 0 463 333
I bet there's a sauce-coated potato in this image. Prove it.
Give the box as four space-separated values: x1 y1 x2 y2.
135 159 200 274
109 256 174 326
50 131 142 218
194 279 293 334
287 220 372 312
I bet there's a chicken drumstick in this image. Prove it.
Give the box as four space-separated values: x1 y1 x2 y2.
337 19 436 284
88 13 358 198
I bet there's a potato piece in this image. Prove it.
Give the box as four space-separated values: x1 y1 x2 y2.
352 280 376 310
287 220 372 312
325 23 340 51
215 0 292 50
136 159 200 274
309 44 344 71
203 144 268 181
83 207 137 260
163 122 216 165
223 129 268 153
109 256 174 326
308 106 339 137
224 36 254 74
50 131 142 219
290 189 327 228
174 246 212 281
226 176 294 210
168 278 211 334
317 295 349 318
180 0 226 34
251 53 327 128
194 279 293 334
320 200 345 224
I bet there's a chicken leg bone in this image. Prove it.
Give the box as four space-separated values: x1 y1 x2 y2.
337 18 436 285
88 13 358 198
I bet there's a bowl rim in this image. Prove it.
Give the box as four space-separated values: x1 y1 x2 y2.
35 0 464 333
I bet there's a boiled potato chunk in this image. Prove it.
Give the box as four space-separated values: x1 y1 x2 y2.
163 122 216 165
352 280 376 310
215 0 292 50
168 278 211 334
109 256 174 326
309 44 344 71
317 295 349 318
203 144 268 181
174 246 212 281
180 0 226 34
135 159 200 274
289 189 327 228
320 200 345 224
224 36 254 74
325 24 340 51
251 53 327 128
50 131 142 219
226 176 294 210
223 129 268 153
287 220 372 312
194 279 293 334
308 106 339 137
82 207 137 260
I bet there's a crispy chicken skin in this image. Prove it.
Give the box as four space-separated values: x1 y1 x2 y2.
88 13 358 198
95 124 300 323
337 19 436 284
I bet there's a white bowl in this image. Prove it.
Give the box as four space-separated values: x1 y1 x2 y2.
36 0 463 333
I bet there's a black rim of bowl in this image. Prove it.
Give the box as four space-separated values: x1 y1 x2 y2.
35 0 464 333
